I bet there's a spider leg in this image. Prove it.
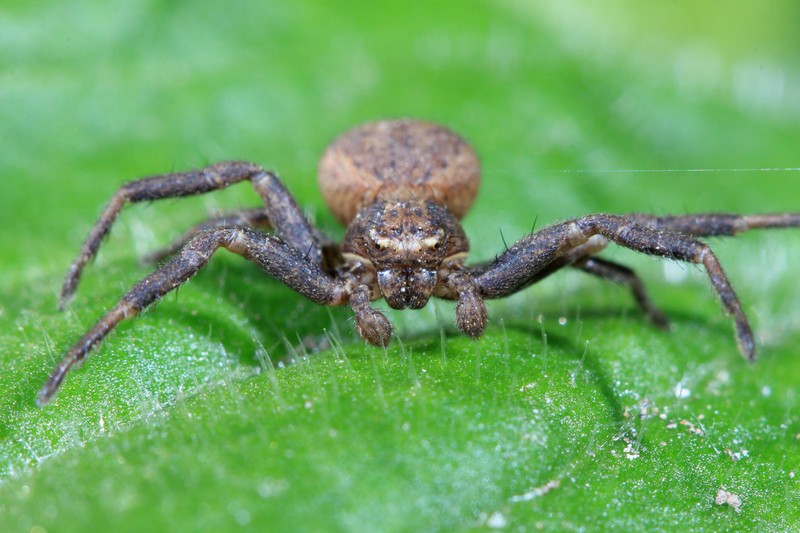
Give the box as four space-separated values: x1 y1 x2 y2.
467 236 668 329
571 212 800 328
141 208 272 264
39 225 349 406
60 162 323 307
573 257 669 330
628 212 800 236
451 271 488 337
474 214 758 360
142 207 338 267
349 284 393 347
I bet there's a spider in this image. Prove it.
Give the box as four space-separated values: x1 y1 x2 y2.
38 119 800 405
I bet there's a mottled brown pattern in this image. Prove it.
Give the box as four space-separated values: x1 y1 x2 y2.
319 120 480 225
339 199 469 310
37 119 800 406
341 200 468 266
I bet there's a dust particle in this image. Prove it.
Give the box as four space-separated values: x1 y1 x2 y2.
715 488 742 512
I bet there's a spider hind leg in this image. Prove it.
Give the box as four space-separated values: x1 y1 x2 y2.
574 256 670 330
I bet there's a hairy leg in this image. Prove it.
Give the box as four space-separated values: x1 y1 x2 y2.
629 212 800 237
574 257 669 329
40 225 348 406
467 237 667 329
474 214 764 360
444 270 487 338
141 208 272 264
349 284 392 347
60 162 322 306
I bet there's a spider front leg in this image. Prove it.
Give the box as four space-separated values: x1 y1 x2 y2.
142 207 338 267
469 235 669 329
39 226 348 406
141 208 273 264
475 214 756 360
349 284 393 347
443 270 488 338
60 161 323 307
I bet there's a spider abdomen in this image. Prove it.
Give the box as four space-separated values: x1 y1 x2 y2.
318 119 480 225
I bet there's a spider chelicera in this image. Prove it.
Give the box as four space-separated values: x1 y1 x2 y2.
38 119 800 405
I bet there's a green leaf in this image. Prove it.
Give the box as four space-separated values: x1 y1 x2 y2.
3 1 800 531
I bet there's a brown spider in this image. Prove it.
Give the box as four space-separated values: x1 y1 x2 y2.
38 119 800 405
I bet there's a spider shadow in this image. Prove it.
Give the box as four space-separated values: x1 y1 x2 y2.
382 314 629 424
500 318 627 424
148 255 349 367
487 302 743 425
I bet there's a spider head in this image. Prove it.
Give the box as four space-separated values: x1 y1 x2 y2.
342 200 468 310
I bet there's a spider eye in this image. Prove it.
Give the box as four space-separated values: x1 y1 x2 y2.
370 236 392 252
423 236 442 251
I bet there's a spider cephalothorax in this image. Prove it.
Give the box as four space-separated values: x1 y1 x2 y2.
341 199 469 310
38 119 800 405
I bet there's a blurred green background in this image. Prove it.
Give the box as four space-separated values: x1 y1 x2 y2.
2 0 800 531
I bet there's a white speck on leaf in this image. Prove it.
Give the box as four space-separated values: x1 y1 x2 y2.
486 511 508 529
674 381 691 399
